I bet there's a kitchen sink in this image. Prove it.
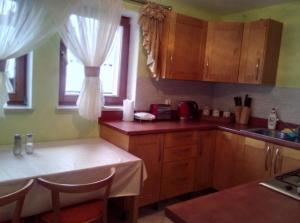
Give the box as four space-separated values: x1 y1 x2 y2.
245 128 299 141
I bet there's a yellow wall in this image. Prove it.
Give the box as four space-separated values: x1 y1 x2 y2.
222 1 300 88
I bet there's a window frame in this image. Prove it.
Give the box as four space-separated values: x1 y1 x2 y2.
3 55 27 105
59 16 130 106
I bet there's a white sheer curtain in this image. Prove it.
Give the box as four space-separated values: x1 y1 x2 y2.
58 0 122 121
0 0 74 117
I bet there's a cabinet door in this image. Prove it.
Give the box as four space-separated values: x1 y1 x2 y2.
130 134 162 206
243 138 272 182
203 22 243 83
238 20 267 84
213 131 244 190
160 12 207 80
275 146 300 174
161 158 196 200
194 131 216 190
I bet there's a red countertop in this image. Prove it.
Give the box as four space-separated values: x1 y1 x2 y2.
165 183 300 223
100 120 300 150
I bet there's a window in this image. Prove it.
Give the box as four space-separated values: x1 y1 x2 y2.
0 0 27 106
1 55 27 105
59 16 130 106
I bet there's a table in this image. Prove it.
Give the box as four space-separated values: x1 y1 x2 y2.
0 138 145 222
165 183 300 223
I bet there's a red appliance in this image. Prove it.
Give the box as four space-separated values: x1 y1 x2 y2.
177 101 199 120
149 104 172 120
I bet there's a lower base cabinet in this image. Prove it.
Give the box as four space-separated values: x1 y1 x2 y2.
194 131 216 190
160 131 198 200
100 124 300 206
213 131 245 190
273 145 300 174
130 134 163 206
100 126 216 206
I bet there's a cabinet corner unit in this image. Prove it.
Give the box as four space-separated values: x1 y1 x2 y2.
159 12 207 81
238 19 283 85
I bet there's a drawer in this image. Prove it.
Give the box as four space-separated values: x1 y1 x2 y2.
163 145 198 162
133 134 161 146
162 159 196 179
164 131 198 147
160 176 195 200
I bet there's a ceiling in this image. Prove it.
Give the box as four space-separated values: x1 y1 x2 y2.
182 0 294 14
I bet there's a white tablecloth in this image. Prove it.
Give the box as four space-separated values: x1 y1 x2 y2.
0 138 145 221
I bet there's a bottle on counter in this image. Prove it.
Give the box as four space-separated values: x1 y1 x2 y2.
268 108 279 130
25 133 34 154
13 134 22 156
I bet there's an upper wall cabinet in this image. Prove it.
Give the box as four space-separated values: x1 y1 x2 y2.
203 21 244 83
238 19 283 85
159 12 207 81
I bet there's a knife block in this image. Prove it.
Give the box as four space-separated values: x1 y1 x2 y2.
239 107 251 125
234 106 242 123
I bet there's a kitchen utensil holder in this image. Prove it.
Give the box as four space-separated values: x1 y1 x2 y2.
239 107 251 125
235 106 242 123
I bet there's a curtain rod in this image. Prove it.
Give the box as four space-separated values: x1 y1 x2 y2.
129 0 172 10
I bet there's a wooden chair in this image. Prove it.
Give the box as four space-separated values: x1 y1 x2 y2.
37 168 116 223
0 179 35 223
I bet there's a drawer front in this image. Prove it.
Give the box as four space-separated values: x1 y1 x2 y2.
162 159 196 179
133 134 161 146
164 145 198 162
164 131 198 147
160 176 195 200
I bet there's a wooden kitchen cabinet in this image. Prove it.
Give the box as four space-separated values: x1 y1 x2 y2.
100 125 163 206
242 138 300 182
130 134 163 206
213 131 245 190
238 19 283 85
194 130 216 190
159 12 207 80
274 145 300 174
160 131 198 199
203 21 244 83
242 137 273 183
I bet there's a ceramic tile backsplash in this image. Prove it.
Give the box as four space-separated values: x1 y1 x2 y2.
135 76 300 125
212 83 300 124
135 76 213 111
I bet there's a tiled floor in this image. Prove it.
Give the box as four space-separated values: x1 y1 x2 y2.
108 188 217 223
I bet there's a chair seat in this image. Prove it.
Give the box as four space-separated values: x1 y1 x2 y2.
40 200 104 223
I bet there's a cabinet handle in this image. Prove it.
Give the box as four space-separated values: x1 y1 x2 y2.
170 56 173 62
255 58 261 81
158 138 163 162
205 58 209 78
265 145 271 171
173 162 189 169
198 139 204 156
273 147 280 175
174 147 190 154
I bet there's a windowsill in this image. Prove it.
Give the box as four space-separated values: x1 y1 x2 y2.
56 105 123 112
4 105 34 112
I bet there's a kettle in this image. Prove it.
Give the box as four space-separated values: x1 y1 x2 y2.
177 101 199 120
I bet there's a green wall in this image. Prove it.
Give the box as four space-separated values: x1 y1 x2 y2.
0 1 218 145
0 36 99 145
222 1 300 88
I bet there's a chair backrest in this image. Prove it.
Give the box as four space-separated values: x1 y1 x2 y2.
0 179 35 223
37 168 116 223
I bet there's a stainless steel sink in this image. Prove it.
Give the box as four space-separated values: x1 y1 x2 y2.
245 128 298 141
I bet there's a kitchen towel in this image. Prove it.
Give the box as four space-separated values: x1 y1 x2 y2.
123 99 135 121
